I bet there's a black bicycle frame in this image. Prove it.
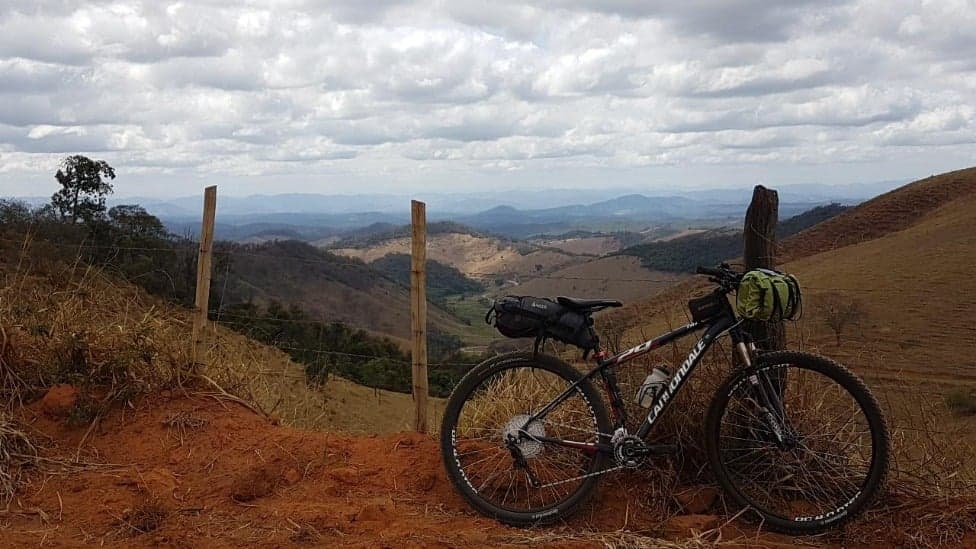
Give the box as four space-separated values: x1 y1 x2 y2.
524 310 741 452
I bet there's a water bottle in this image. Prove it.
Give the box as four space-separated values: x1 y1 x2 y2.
635 366 671 408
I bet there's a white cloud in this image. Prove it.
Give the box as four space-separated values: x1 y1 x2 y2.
0 0 974 196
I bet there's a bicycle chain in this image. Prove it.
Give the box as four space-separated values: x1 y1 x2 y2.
536 464 625 488
527 419 626 488
536 417 616 440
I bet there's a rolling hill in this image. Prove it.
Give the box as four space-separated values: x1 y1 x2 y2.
216 240 474 343
780 167 976 261
510 255 685 306
610 166 976 390
0 236 442 434
616 203 850 273
331 229 580 280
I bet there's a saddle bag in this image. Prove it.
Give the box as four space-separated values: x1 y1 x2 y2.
486 296 599 351
736 269 802 322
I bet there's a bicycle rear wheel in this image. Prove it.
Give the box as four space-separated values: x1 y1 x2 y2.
440 352 612 526
705 351 889 534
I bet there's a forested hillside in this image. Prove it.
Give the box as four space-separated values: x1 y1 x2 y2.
617 203 849 272
370 253 484 303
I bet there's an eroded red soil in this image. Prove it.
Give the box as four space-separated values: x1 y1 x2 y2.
2 391 952 548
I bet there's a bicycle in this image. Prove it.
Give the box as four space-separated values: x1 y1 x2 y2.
440 264 890 535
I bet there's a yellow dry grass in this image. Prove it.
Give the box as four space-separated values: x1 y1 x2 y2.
333 232 578 277
511 255 686 304
0 235 442 435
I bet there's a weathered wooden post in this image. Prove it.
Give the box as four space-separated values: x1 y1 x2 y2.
191 186 217 370
743 185 786 397
743 185 785 351
410 200 429 433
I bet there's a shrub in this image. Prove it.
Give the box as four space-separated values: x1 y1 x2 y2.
816 293 867 345
945 388 976 416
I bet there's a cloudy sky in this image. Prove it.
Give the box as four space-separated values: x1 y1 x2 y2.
0 0 974 198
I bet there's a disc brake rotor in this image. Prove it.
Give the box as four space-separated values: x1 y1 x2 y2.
502 414 546 458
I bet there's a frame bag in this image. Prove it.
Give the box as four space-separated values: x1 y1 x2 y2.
486 296 599 352
736 269 801 322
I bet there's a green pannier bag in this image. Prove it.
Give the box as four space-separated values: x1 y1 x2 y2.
736 269 801 321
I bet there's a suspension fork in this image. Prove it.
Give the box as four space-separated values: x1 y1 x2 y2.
735 336 791 444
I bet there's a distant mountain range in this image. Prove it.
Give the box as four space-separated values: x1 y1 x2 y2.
8 179 903 241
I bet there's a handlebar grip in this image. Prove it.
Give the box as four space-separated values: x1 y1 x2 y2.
696 266 724 277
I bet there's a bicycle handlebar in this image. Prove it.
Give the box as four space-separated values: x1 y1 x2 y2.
695 264 743 290
695 266 725 277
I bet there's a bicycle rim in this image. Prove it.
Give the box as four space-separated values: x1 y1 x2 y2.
450 364 603 514
714 362 881 525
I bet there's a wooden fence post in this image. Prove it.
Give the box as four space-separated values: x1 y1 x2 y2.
410 200 429 433
743 184 785 351
191 186 217 369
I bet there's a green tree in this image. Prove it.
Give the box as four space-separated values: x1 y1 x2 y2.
51 155 116 224
108 205 166 238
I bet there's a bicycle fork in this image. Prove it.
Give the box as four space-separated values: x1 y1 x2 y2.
737 342 796 449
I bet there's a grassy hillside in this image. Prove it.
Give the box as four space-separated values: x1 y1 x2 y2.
510 256 685 305
333 231 579 280
527 229 648 255
370 252 484 303
781 167 976 260
329 220 487 249
785 191 976 384
610 168 976 381
0 235 443 434
216 240 473 342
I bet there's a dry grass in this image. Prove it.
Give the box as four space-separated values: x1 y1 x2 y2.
513 256 686 304
504 530 752 548
945 388 976 416
333 231 578 279
0 413 37 504
591 275 976 547
115 498 169 537
0 233 443 435
199 326 445 433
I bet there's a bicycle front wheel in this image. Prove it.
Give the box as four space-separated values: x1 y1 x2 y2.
440 352 612 526
705 351 890 534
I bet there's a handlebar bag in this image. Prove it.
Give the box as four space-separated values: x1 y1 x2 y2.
736 269 801 321
688 290 728 323
486 296 599 350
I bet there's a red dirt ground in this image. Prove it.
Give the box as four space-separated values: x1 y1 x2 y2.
2 392 814 548
6 391 972 548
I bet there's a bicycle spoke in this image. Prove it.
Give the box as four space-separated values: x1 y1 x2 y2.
716 364 876 523
450 363 603 512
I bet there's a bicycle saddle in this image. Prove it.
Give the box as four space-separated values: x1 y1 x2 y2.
556 296 623 310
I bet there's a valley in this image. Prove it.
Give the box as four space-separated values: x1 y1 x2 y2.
0 167 974 548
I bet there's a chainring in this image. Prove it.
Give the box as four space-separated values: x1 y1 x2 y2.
613 435 648 468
